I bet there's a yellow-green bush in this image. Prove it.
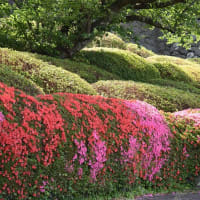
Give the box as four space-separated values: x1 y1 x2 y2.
0 48 96 95
78 48 160 82
93 80 200 112
87 32 155 58
153 62 193 83
30 54 120 83
0 64 44 96
126 43 155 58
87 32 127 50
147 55 200 83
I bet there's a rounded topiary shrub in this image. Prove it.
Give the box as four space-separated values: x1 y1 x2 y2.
87 32 127 49
0 48 96 95
30 54 120 83
153 62 193 83
0 64 44 96
0 82 171 199
126 43 155 58
78 48 160 82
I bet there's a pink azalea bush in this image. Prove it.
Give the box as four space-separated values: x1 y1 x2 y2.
1 81 200 199
123 100 171 181
173 109 200 127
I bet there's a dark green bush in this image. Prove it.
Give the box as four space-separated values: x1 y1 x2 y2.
78 48 160 82
93 80 200 112
0 48 96 95
0 64 44 96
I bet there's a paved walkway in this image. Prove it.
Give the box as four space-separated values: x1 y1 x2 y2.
135 191 200 200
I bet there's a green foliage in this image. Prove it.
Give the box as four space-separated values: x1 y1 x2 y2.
1 0 200 57
161 113 200 188
87 32 155 58
78 48 160 82
189 58 200 64
148 79 200 94
125 43 155 58
93 80 200 112
147 55 200 84
87 32 127 50
153 62 193 83
0 64 44 96
0 48 96 95
29 53 120 83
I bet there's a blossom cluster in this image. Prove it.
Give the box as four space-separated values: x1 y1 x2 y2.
159 112 200 188
173 109 200 127
123 100 171 181
0 81 199 199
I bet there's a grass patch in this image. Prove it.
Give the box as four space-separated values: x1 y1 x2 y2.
78 47 160 82
93 80 200 112
0 48 96 95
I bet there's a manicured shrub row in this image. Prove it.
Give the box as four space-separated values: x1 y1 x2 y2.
0 82 170 199
148 79 200 94
158 111 200 188
87 32 155 58
78 48 160 82
0 48 96 95
147 55 200 84
0 64 44 96
153 62 193 83
93 80 200 112
30 53 120 83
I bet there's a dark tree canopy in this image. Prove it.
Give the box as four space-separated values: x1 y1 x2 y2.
0 0 200 57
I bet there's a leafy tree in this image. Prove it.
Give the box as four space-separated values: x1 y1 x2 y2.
0 0 200 57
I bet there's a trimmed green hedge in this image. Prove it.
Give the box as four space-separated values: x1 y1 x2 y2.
148 79 200 94
93 80 200 112
126 43 155 58
78 48 160 82
0 64 44 96
30 53 120 83
87 32 155 58
153 62 193 83
0 48 96 95
147 55 200 84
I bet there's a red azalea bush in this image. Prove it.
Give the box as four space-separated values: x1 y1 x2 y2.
158 111 200 188
0 82 172 199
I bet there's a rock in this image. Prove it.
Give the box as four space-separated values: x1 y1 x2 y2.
187 52 195 58
194 48 200 56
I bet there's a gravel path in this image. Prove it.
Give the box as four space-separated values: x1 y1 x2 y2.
135 191 200 200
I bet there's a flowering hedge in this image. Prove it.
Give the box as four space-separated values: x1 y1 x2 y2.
157 110 200 188
0 82 173 199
